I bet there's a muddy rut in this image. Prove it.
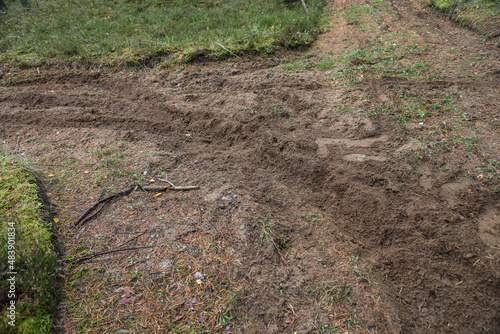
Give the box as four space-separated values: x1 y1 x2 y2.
1 0 499 333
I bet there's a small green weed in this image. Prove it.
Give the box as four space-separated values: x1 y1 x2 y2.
355 270 379 286
257 210 275 242
271 100 293 118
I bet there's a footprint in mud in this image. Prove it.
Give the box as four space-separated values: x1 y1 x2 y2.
478 206 500 250
315 135 388 158
439 180 472 207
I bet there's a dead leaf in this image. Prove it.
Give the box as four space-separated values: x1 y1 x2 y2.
122 286 131 297
199 313 205 323
196 279 202 285
118 296 135 304
53 217 59 223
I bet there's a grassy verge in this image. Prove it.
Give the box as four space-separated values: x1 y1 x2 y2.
0 151 58 333
0 0 326 66
427 0 500 37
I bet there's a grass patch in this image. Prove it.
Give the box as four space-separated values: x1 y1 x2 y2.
0 0 326 65
0 151 58 333
280 31 429 84
427 0 500 37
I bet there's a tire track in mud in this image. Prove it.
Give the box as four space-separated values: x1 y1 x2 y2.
1 66 499 333
1 0 499 329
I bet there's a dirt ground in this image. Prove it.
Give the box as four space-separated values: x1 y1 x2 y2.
1 0 499 333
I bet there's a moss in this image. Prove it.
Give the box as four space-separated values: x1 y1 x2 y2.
0 151 58 333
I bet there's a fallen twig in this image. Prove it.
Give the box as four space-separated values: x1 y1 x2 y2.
301 0 309 13
73 186 135 226
175 227 199 240
142 185 199 192
70 246 156 264
158 178 176 187
194 192 203 225
51 136 73 143
77 201 108 226
73 183 198 228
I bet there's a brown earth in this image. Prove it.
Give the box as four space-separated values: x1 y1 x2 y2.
1 0 499 333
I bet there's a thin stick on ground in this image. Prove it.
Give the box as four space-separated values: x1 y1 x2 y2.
77 201 108 226
301 0 309 13
142 185 200 191
158 178 176 187
73 186 135 226
194 192 203 225
73 184 198 227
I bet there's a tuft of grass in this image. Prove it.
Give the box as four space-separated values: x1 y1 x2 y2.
427 0 500 37
0 150 59 333
0 0 326 65
257 210 275 242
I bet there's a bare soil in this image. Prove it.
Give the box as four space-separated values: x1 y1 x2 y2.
1 0 499 333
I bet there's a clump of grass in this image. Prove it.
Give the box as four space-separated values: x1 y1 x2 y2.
0 0 326 65
0 151 58 333
427 0 500 37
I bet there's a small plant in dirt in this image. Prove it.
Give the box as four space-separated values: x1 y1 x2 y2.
355 270 379 286
256 210 275 242
348 255 359 264
275 234 290 251
301 212 319 225
321 282 352 305
271 100 293 118
344 309 358 330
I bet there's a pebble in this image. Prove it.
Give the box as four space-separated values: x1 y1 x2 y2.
194 272 205 279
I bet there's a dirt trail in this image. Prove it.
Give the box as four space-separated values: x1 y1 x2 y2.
1 0 499 333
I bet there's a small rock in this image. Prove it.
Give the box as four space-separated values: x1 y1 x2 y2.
458 215 465 221
194 272 205 279
218 203 226 209
464 253 475 260
221 194 237 201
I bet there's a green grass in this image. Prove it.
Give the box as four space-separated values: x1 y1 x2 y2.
0 0 326 65
427 0 500 37
0 151 58 333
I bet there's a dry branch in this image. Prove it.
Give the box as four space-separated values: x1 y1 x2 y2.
301 0 309 13
73 186 135 226
142 185 199 192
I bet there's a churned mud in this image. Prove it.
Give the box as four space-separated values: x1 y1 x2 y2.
1 0 499 332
